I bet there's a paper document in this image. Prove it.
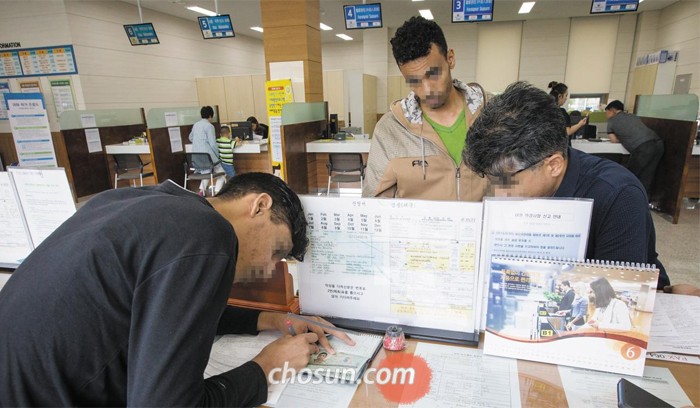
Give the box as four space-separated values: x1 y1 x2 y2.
646 352 700 365
648 293 700 355
204 332 286 406
558 365 692 408
168 127 182 153
400 343 520 408
275 380 358 408
0 172 32 266
84 128 102 153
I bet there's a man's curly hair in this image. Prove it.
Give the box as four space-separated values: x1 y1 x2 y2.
390 16 449 66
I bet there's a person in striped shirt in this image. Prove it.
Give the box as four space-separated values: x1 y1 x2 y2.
216 125 238 179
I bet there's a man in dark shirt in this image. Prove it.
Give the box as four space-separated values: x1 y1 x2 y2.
605 100 664 197
558 281 575 312
462 82 669 289
0 173 352 406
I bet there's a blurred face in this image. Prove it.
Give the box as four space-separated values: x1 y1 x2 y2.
557 91 568 107
399 44 455 110
251 122 258 131
487 155 562 198
235 211 293 283
604 109 616 119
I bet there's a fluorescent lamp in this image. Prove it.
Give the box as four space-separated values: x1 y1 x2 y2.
250 26 264 33
320 23 333 31
412 0 424 2
519 2 535 13
336 34 353 41
187 6 217 17
418 9 434 20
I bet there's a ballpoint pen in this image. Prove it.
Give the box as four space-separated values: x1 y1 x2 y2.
285 318 297 336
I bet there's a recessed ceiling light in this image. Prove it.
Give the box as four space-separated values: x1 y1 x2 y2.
419 9 434 20
320 23 333 31
336 33 353 41
519 2 535 14
412 0 424 2
250 26 264 33
187 6 217 17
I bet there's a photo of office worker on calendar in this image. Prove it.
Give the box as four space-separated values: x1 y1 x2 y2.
483 256 660 376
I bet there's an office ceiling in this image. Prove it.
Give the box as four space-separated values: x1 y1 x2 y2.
120 0 678 43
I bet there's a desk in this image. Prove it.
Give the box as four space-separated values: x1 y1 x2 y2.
347 337 699 407
105 143 151 155
306 139 371 154
104 143 156 187
183 142 271 176
184 140 269 154
571 139 629 155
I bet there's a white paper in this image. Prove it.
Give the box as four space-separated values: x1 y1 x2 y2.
0 82 10 120
269 116 283 164
276 380 358 408
80 114 97 128
84 128 102 153
164 111 178 127
50 79 76 117
477 198 593 330
0 273 11 292
168 127 182 153
0 172 33 266
400 343 520 408
646 352 700 365
7 95 57 167
298 196 484 335
8 167 76 247
648 293 700 355
205 332 287 406
558 365 692 408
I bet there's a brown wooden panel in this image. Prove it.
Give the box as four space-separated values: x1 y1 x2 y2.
261 0 320 29
643 117 697 224
306 152 368 193
684 155 700 198
228 262 298 313
281 121 325 194
235 152 272 174
63 124 146 198
148 124 193 188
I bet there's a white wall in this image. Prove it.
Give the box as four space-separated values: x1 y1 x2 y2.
655 0 700 97
519 19 570 92
476 21 523 93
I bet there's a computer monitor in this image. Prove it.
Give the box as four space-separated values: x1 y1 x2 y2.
230 121 253 140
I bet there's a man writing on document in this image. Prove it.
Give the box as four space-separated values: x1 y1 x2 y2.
0 173 354 407
363 16 488 201
462 82 670 290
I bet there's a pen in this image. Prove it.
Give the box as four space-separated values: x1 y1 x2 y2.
286 312 359 336
285 318 297 336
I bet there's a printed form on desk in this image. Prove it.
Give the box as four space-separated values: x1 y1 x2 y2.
647 293 700 356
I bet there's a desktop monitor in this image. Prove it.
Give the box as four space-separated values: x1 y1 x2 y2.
230 121 253 140
198 15 235 39
590 0 639 14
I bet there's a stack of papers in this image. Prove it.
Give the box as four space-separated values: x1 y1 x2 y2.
647 293 700 356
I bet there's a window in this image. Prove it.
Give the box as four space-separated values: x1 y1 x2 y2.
565 94 608 113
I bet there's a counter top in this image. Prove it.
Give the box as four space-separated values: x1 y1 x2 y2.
572 140 699 156
105 143 151 155
306 139 371 154
185 140 268 154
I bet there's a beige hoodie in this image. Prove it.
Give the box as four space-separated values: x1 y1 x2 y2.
362 80 488 201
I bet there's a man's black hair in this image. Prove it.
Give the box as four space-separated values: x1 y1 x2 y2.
464 81 569 177
216 173 308 261
200 106 214 119
605 100 624 111
390 16 448 66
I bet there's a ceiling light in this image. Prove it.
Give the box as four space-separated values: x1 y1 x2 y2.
187 6 217 16
320 23 333 31
412 0 424 2
250 26 264 33
519 2 535 14
336 34 353 41
419 9 434 20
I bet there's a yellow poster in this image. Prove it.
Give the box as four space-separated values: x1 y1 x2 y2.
265 79 294 179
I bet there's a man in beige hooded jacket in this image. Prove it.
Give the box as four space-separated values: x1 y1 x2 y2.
363 16 488 201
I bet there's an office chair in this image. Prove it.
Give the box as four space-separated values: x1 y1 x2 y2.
259 123 269 139
326 153 366 196
183 153 226 196
112 154 154 189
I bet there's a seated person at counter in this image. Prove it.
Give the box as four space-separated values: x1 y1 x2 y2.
0 173 353 407
189 106 226 195
463 81 670 289
216 124 239 179
557 280 575 313
605 100 664 197
363 16 488 201
247 116 267 139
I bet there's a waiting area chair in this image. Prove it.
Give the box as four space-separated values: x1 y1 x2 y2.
112 154 154 189
183 153 225 196
326 153 366 196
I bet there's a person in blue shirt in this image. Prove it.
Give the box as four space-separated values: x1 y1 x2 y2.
566 282 590 330
189 106 225 195
462 81 669 289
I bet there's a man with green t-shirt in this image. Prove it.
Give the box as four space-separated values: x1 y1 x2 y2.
363 16 488 201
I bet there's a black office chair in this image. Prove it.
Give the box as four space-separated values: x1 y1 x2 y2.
326 153 366 196
183 153 225 196
259 123 269 139
112 154 154 189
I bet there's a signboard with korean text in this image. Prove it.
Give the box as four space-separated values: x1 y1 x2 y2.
1 45 78 79
123 23 160 46
453 0 494 22
343 3 383 29
590 0 639 14
198 15 235 39
5 93 57 167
